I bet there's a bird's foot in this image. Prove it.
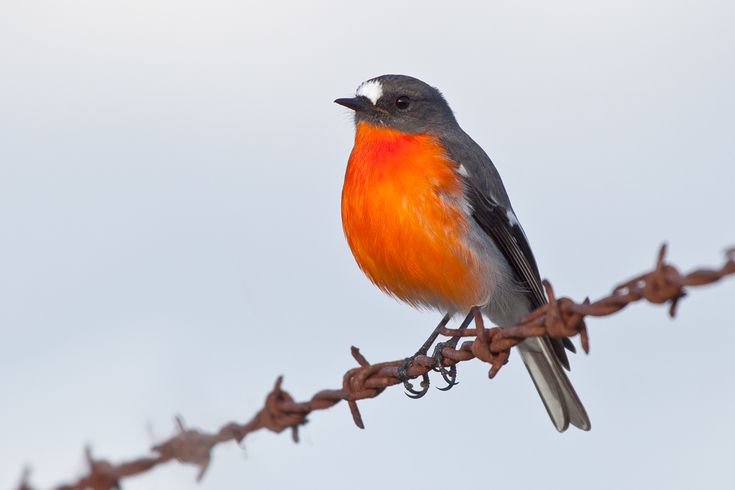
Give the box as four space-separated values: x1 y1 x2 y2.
431 340 459 391
396 355 430 399
395 312 454 399
395 339 459 398
428 307 479 392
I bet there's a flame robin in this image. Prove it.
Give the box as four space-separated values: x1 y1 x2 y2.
335 74 590 431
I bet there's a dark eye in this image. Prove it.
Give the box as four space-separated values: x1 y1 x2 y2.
395 95 410 110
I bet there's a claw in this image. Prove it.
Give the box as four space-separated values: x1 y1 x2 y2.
431 342 459 391
396 357 411 382
403 373 430 399
435 364 458 391
397 357 430 399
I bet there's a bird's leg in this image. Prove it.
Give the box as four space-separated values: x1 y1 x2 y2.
397 312 453 399
432 307 481 391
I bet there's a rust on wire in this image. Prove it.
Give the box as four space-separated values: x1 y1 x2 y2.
17 244 735 490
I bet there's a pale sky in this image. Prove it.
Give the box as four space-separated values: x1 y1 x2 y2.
1 1 734 489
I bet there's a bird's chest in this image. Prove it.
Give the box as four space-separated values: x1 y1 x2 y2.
340 124 485 309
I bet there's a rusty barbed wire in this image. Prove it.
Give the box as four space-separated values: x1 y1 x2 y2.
16 244 735 490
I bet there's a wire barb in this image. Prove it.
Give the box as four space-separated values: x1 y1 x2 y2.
16 244 735 490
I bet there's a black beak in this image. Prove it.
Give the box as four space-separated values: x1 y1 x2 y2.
334 97 367 112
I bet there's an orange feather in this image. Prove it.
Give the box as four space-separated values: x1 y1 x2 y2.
341 122 487 311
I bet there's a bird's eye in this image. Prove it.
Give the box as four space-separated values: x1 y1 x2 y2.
395 96 411 110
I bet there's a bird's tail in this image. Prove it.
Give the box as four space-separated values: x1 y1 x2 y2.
517 337 591 432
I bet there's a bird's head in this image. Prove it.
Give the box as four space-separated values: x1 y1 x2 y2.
335 74 457 133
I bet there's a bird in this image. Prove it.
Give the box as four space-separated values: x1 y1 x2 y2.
334 74 590 432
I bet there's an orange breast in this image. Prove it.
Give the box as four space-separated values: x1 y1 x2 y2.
341 122 487 311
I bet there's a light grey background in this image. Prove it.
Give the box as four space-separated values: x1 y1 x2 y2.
1 1 733 489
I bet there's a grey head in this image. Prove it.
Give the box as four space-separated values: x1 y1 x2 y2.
334 74 458 134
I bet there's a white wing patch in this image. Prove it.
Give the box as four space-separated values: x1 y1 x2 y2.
506 209 520 227
356 80 383 105
506 208 531 243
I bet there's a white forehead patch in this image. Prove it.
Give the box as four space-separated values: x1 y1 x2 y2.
356 80 383 105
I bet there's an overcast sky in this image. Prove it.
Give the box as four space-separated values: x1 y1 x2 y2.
1 1 734 489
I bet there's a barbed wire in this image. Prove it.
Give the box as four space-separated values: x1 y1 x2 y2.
15 244 735 490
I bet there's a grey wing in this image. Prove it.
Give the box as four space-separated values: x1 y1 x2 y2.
444 134 590 431
438 129 574 363
464 184 573 368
